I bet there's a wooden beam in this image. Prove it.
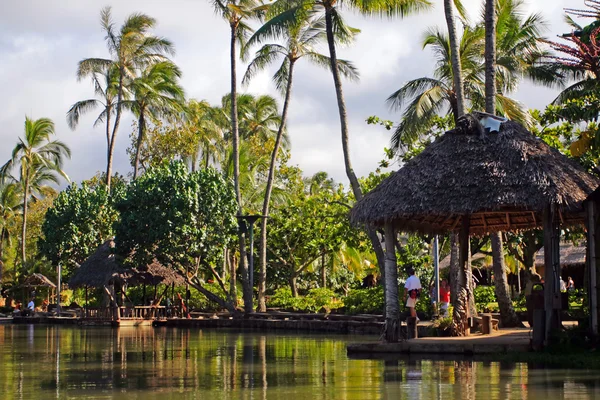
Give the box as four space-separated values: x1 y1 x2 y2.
531 211 537 226
451 216 461 231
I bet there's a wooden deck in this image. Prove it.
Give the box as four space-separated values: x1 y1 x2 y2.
347 327 532 355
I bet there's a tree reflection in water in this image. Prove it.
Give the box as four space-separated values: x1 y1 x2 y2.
0 325 599 399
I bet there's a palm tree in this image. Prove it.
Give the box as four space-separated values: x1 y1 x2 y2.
211 0 269 314
388 0 555 152
242 11 358 310
76 6 174 190
444 0 467 118
67 64 119 182
0 182 22 285
185 100 226 171
125 61 186 179
0 117 71 270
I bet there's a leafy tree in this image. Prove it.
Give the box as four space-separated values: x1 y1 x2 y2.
75 6 175 189
40 181 125 278
266 189 352 296
0 117 71 271
115 161 239 313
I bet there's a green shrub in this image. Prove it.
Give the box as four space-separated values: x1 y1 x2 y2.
474 286 497 312
343 286 384 315
267 287 342 313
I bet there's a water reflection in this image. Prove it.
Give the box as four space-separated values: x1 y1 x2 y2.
0 325 599 399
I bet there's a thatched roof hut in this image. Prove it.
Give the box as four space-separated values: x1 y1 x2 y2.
22 273 56 288
131 261 185 286
351 117 600 235
69 240 186 288
535 243 586 267
69 240 131 288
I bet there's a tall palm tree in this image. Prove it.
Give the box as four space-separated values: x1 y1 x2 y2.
76 6 175 190
485 0 523 328
444 0 467 118
125 61 186 179
243 11 359 310
388 0 555 152
268 0 429 341
67 64 119 180
211 0 268 314
0 182 22 284
0 117 71 270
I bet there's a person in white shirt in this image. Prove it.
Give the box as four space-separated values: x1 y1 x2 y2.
27 298 35 313
403 268 422 319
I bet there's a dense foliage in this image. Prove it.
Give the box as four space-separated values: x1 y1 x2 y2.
40 180 125 277
115 161 237 274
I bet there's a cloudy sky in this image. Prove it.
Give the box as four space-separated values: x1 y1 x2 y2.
0 0 574 186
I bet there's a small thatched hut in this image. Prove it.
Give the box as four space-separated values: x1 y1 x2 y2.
351 114 600 342
69 240 130 289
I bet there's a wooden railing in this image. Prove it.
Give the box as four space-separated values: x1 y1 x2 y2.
82 306 168 320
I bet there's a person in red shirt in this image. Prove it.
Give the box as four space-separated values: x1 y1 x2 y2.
439 279 451 317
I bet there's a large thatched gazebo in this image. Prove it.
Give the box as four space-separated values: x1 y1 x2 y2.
351 114 600 342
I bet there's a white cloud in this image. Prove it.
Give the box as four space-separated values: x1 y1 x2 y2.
0 0 580 187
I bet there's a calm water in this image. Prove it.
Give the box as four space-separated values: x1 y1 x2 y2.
1 325 600 399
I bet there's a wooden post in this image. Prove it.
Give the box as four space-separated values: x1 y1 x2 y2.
543 204 561 343
383 222 400 342
482 313 493 335
407 317 418 339
586 201 599 336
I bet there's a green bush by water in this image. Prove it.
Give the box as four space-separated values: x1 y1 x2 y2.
267 287 343 313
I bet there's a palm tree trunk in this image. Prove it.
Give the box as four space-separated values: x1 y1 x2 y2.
107 69 125 191
485 0 497 113
230 23 252 314
444 0 466 116
383 222 399 342
105 104 112 188
20 179 29 272
324 5 387 312
491 233 523 327
133 109 145 179
257 60 296 312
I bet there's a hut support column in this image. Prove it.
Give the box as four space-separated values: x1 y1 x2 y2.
586 201 599 336
383 222 400 342
543 204 561 343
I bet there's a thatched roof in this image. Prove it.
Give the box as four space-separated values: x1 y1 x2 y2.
351 116 600 235
535 243 586 267
68 240 131 288
22 273 56 288
69 240 186 288
438 243 586 269
131 261 185 286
